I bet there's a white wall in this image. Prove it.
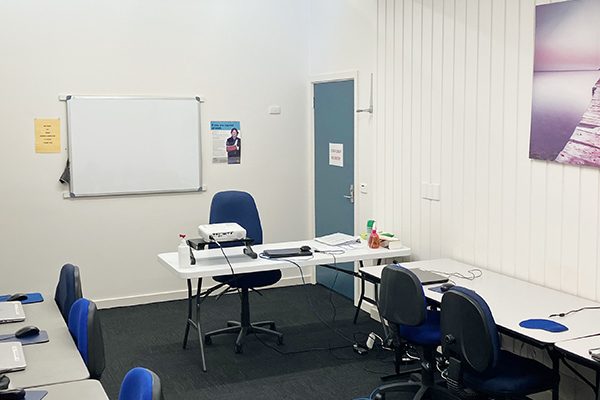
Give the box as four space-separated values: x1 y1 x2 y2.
0 0 310 306
308 0 378 236
375 0 597 398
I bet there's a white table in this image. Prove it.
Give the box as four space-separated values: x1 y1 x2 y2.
158 239 411 371
556 336 600 400
32 379 109 400
0 297 89 389
361 259 600 400
360 259 600 344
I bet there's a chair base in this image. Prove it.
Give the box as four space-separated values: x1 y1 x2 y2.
373 382 461 400
205 320 283 353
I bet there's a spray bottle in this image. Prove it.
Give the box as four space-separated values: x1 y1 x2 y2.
178 234 190 268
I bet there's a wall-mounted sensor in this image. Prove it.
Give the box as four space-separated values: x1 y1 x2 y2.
268 105 281 115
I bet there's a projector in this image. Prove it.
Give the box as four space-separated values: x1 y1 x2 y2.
198 223 247 243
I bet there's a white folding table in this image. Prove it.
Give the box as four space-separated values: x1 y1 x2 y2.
360 259 600 400
158 239 411 371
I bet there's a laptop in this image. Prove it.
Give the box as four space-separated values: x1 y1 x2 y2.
0 301 25 324
411 268 449 285
0 341 26 373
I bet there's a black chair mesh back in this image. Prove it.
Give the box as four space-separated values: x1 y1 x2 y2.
87 302 106 379
150 369 164 400
441 289 496 373
379 265 426 327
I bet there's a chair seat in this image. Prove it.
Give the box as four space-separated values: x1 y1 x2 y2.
214 270 282 289
398 309 441 345
464 350 555 396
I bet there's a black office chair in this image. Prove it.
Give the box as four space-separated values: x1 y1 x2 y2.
441 286 558 399
370 265 455 400
68 298 106 379
54 263 83 323
204 191 283 353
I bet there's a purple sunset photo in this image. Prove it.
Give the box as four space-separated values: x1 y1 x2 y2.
530 0 600 167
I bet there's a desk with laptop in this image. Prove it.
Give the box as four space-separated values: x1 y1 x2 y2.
360 259 600 399
0 295 106 399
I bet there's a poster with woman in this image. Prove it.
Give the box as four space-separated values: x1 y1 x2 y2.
211 121 241 164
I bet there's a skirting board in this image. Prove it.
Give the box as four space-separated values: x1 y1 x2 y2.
95 273 313 309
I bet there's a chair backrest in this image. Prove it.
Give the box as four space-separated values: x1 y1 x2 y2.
440 287 500 373
68 298 106 379
209 190 263 246
54 263 83 323
379 264 427 327
119 367 163 400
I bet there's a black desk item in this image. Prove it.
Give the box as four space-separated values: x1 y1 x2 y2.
262 247 313 258
0 389 25 400
0 330 48 346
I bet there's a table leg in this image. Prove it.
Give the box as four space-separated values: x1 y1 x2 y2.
354 261 366 324
195 278 207 372
182 279 193 349
550 348 559 400
594 369 600 400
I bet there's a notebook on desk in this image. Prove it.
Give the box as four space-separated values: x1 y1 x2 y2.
0 301 25 324
0 341 26 373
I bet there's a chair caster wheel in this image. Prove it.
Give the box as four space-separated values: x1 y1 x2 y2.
235 344 243 354
277 336 284 345
204 336 212 345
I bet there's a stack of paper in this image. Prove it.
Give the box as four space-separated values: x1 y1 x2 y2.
314 232 360 247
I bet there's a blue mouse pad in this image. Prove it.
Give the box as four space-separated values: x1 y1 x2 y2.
25 390 48 400
519 319 568 333
0 330 49 345
0 293 44 304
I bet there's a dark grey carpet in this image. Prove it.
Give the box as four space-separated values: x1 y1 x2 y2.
99 284 416 400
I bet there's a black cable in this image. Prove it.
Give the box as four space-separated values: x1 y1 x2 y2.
252 331 352 355
210 237 242 300
549 306 600 318
427 268 483 281
259 254 357 344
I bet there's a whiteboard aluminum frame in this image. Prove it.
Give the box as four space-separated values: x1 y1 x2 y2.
64 95 204 198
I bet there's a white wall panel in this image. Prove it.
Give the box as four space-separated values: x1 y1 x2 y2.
376 0 600 398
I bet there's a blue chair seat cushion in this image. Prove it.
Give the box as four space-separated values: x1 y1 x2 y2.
214 270 282 289
463 350 555 396
397 309 441 345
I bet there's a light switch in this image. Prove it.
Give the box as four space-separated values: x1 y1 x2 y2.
268 105 281 115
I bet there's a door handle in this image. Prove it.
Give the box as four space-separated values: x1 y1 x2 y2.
343 184 354 204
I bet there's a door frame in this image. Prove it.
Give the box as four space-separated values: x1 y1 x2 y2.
308 71 360 290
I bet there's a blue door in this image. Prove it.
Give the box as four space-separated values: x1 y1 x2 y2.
314 80 355 300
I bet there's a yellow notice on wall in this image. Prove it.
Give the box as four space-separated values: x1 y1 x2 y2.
35 118 60 153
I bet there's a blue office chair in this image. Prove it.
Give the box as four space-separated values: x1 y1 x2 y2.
68 298 106 379
54 263 83 323
370 265 454 400
441 287 558 399
119 367 163 400
203 190 283 353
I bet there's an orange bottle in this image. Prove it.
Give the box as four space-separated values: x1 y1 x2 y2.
368 228 380 249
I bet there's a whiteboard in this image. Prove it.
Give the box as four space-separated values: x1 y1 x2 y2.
66 96 202 197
